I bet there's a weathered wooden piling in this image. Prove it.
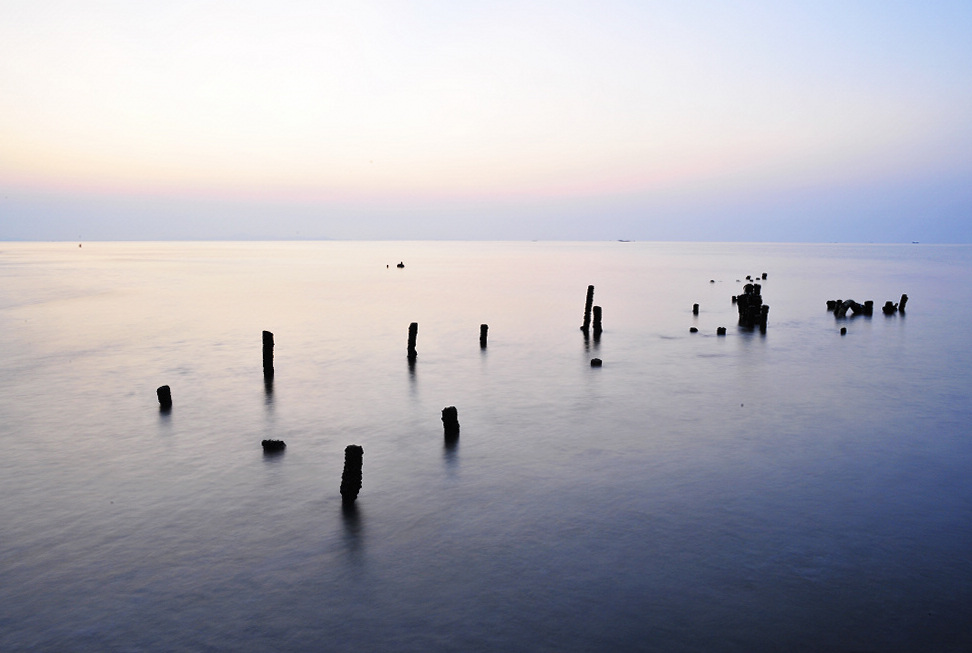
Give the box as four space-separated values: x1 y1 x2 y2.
480 324 488 349
592 306 602 336
736 283 768 329
340 445 364 505
442 406 460 439
407 322 418 360
864 300 874 316
590 358 602 367
689 327 698 333
262 439 285 452
835 299 862 318
762 272 767 280
899 294 908 312
581 285 594 332
717 327 727 336
840 327 847 336
693 303 699 315
157 385 172 410
262 331 274 379
882 301 897 315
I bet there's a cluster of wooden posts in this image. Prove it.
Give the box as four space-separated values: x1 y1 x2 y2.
826 293 908 335
690 272 771 336
153 277 907 504
155 325 473 507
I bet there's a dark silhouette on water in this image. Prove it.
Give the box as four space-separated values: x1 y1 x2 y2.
442 406 460 442
480 324 488 349
157 385 172 412
262 439 286 453
592 305 602 341
829 299 873 318
340 445 364 505
581 285 594 333
262 331 274 379
736 283 769 332
407 322 418 361
881 295 908 315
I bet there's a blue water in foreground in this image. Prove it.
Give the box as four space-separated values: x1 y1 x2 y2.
1 241 971 652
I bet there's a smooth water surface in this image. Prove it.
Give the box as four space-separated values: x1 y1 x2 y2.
1 241 971 652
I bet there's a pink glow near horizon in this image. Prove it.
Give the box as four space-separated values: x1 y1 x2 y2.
2 1 970 241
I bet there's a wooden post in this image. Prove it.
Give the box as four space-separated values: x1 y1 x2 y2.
693 303 699 315
262 331 274 379
340 445 364 505
899 294 908 312
407 322 418 360
480 324 488 349
442 406 460 439
262 439 286 452
157 385 172 410
581 285 594 332
592 306 602 336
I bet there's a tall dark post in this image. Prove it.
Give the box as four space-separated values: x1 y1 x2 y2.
581 285 594 332
899 294 909 312
480 324 488 349
340 445 364 505
693 303 699 315
592 306 602 337
442 406 460 440
262 331 274 379
157 385 172 410
407 323 418 360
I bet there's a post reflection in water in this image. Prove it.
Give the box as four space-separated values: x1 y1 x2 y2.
341 503 364 559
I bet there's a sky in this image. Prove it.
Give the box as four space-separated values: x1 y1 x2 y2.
1 0 970 242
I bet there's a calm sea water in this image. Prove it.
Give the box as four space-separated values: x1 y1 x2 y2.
1 241 971 652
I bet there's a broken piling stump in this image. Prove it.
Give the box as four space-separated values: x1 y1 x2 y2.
899 294 908 312
693 303 699 315
340 445 364 505
480 324 488 349
442 406 460 439
157 385 172 410
262 439 286 453
592 306 602 336
717 327 727 336
590 358 602 367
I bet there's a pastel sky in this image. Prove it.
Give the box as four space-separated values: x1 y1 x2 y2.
2 0 970 241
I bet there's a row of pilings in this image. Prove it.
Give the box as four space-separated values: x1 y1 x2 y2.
154 277 909 505
826 293 908 318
